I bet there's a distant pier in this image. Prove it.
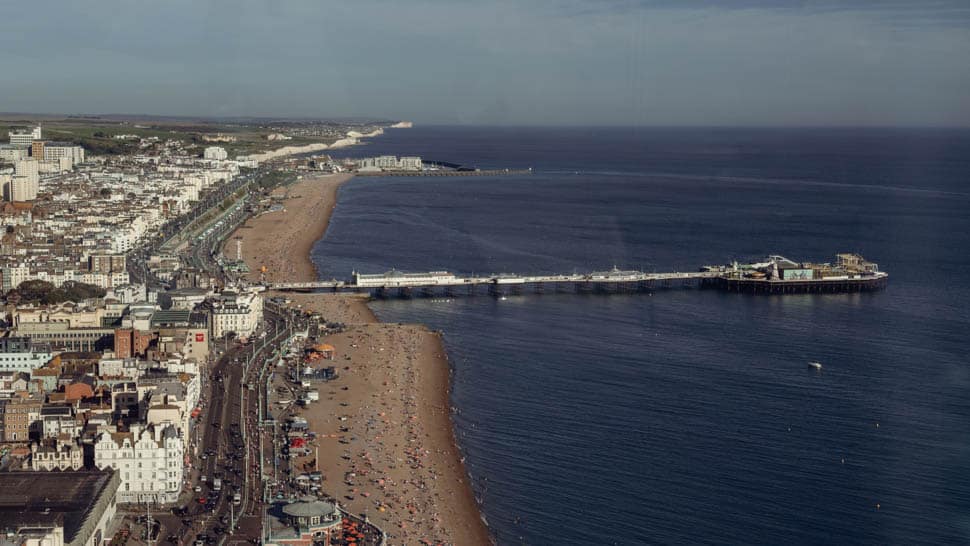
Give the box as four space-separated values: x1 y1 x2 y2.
356 167 533 177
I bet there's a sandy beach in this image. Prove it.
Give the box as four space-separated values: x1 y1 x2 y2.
225 172 352 284
227 175 491 545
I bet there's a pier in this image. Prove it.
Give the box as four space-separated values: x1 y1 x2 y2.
269 269 721 296
356 167 533 177
266 255 889 298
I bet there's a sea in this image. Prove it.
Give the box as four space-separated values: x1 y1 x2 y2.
312 126 970 545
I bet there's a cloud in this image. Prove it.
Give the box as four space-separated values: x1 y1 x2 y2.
0 0 968 125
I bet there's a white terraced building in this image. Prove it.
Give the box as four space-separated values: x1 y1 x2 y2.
208 287 264 338
31 438 84 471
94 423 184 504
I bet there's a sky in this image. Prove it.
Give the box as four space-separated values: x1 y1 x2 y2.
2 0 969 126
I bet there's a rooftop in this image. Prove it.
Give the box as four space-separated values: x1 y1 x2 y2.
0 469 119 544
281 497 338 519
150 309 192 326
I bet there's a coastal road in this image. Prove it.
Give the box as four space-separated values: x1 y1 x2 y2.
177 308 301 544
149 164 306 544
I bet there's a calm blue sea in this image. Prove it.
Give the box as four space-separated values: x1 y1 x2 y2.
313 126 970 545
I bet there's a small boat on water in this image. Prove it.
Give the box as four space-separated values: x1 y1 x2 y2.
808 361 823 370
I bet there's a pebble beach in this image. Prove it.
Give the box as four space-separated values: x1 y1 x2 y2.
225 173 491 545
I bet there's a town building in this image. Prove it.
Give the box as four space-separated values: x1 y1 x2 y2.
40 404 82 438
14 321 114 352
0 337 54 374
208 287 264 339
8 126 42 148
15 303 113 329
88 254 126 274
113 327 156 359
0 371 30 399
31 437 85 471
0 469 119 546
93 422 184 504
0 144 28 162
43 142 86 166
355 155 423 172
9 159 40 201
29 140 45 161
203 146 228 160
1 393 44 442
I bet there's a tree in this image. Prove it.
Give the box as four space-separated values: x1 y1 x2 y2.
5 279 106 305
13 280 56 303
99 188 111 199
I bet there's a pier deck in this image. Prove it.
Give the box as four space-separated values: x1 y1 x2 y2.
268 267 888 297
265 255 888 297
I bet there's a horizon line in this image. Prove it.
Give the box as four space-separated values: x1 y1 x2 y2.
1 111 969 131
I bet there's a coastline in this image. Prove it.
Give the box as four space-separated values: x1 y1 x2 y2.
226 174 491 545
239 128 384 163
224 172 353 284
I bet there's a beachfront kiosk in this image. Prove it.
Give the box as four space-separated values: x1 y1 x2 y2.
263 496 342 545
